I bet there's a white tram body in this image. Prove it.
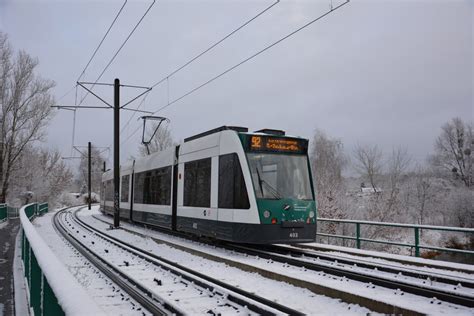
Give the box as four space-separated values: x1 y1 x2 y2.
101 126 317 244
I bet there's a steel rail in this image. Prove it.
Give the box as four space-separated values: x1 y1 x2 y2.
73 208 303 315
53 209 176 315
296 243 474 274
226 243 474 308
266 244 474 289
93 210 474 307
89 213 421 315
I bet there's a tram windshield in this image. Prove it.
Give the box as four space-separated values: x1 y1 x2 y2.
246 153 313 200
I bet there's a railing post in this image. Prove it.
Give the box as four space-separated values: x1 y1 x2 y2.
21 230 25 261
414 227 420 257
25 239 30 282
356 223 361 249
30 251 42 316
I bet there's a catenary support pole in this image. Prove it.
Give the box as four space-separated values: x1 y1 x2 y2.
88 141 91 210
114 78 120 228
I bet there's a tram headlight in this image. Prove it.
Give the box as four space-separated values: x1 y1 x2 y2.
309 211 315 218
263 210 271 218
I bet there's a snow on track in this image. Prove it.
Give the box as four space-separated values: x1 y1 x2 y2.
263 244 474 298
61 210 277 315
80 206 375 315
297 243 474 277
81 206 474 316
33 208 151 316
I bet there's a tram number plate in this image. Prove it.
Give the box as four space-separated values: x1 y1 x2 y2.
289 232 299 238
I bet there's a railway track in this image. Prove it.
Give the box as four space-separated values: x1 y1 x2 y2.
55 207 304 315
276 244 474 290
224 243 474 308
295 243 474 274
89 210 474 308
48 206 151 315
86 210 474 314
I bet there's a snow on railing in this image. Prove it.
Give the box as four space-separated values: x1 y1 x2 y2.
317 217 474 257
20 203 105 316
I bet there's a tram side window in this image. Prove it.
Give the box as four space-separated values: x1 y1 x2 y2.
218 153 250 209
121 175 130 202
105 180 114 201
134 166 171 205
184 158 211 207
134 172 144 203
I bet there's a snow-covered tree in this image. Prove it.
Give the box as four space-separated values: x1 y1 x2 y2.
430 118 473 187
9 146 73 206
353 144 383 193
0 32 55 202
138 123 174 156
381 147 411 221
74 145 106 195
411 166 435 226
310 129 348 218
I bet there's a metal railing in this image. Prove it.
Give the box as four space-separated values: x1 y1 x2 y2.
7 205 19 218
20 203 64 315
0 204 6 223
20 203 104 315
316 218 474 257
0 204 20 220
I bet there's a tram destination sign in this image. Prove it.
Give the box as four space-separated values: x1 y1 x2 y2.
248 135 308 154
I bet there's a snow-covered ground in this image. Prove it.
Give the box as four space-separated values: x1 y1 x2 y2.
60 210 280 315
50 206 375 315
264 245 473 297
32 209 150 315
302 243 474 275
79 206 473 316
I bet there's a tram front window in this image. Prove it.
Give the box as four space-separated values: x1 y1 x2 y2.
246 153 313 200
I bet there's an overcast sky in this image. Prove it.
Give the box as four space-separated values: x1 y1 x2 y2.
1 0 472 169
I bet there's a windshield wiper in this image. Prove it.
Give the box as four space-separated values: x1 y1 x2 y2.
255 167 282 199
256 168 264 196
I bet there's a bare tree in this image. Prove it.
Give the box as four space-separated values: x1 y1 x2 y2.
352 147 410 245
75 145 106 194
138 123 174 156
353 144 383 192
310 129 348 218
0 32 55 202
383 147 411 219
412 166 434 226
430 118 473 187
452 189 473 228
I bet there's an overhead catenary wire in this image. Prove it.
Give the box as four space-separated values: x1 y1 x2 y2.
154 0 350 114
121 0 350 147
77 0 128 83
57 85 76 103
56 0 127 108
120 91 150 135
150 0 280 89
78 0 156 106
119 0 279 137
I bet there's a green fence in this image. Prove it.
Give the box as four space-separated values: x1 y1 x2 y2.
38 202 49 215
316 218 474 257
0 204 6 223
20 202 64 315
7 205 19 218
19 203 103 315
